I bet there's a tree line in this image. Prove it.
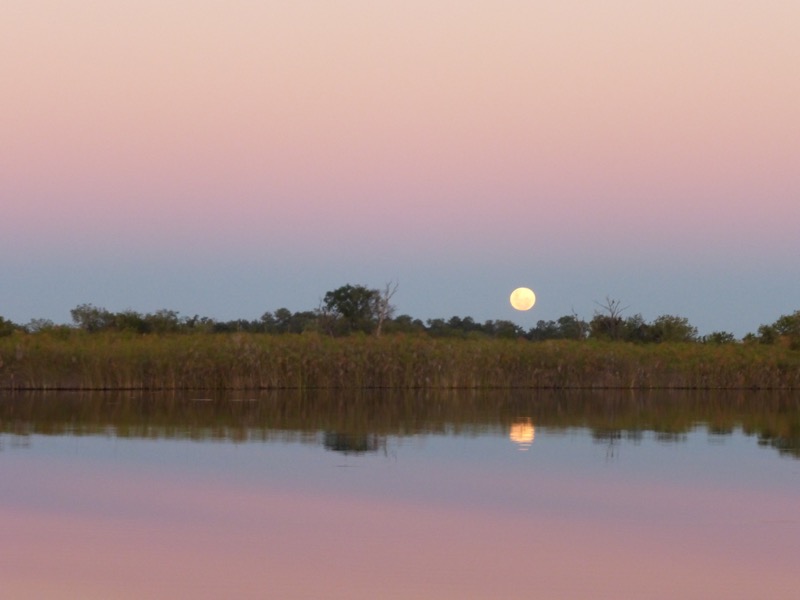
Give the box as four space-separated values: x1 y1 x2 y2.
1 283 799 348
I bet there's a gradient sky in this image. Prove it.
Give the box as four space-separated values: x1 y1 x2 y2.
3 1 799 335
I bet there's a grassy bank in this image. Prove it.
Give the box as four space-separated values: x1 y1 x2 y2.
1 331 799 390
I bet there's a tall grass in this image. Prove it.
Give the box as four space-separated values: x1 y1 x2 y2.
1 331 799 390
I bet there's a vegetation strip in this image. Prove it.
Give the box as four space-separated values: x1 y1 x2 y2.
1 285 798 390
1 333 799 390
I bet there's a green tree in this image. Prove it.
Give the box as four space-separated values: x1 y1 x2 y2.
448 316 483 335
702 331 737 344
557 314 588 340
114 310 151 334
528 320 560 341
760 310 800 349
757 324 778 344
260 311 278 333
144 309 181 334
590 298 627 340
773 310 800 336
649 315 698 343
24 318 56 333
321 284 381 335
183 315 216 333
212 318 261 333
262 308 318 334
425 318 453 336
383 314 425 334
288 310 319 333
483 319 524 339
0 316 18 337
622 314 650 342
70 304 114 332
273 308 294 333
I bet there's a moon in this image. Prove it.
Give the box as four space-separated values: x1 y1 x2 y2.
510 287 536 311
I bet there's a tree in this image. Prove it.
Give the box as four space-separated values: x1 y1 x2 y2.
447 316 482 335
114 310 151 334
260 311 278 333
557 314 588 340
374 281 398 337
649 315 698 343
263 308 317 334
425 318 452 336
144 309 181 334
772 310 800 337
757 324 778 344
183 315 216 333
758 310 800 349
702 331 737 344
488 319 524 339
321 284 382 336
24 318 55 333
288 310 319 334
273 308 294 333
622 314 650 342
528 319 560 341
212 318 262 333
590 297 628 340
384 314 425 334
70 304 114 332
425 316 487 337
529 315 589 341
0 316 18 337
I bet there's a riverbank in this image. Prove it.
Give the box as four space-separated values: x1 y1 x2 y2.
1 332 799 390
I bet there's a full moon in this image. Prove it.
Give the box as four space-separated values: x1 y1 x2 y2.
510 287 536 311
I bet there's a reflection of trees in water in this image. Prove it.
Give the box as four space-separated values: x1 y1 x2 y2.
0 434 31 451
0 389 799 459
592 430 645 460
655 432 688 443
593 429 623 460
761 435 800 457
323 432 386 455
758 418 800 458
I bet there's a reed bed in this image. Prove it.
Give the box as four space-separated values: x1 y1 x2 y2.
1 331 799 390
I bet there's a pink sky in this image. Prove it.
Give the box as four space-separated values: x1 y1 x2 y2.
2 1 799 333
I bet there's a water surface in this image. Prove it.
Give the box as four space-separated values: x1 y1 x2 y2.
1 390 798 598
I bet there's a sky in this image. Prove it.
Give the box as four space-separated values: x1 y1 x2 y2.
2 1 799 336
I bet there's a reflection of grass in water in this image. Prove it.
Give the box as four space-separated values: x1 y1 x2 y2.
1 389 799 458
1 332 799 391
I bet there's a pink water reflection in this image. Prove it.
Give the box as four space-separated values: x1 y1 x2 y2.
1 434 798 599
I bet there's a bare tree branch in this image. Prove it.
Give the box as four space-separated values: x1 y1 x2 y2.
375 281 399 337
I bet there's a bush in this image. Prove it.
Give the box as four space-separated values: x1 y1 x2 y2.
0 316 17 337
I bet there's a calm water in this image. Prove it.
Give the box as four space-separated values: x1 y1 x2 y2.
1 390 799 599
